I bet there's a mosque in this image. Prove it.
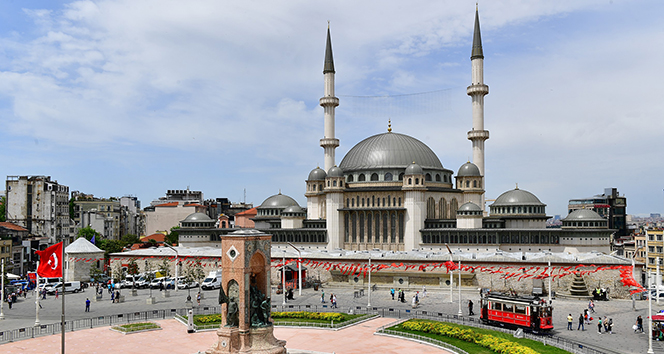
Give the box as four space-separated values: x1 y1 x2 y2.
248 9 612 255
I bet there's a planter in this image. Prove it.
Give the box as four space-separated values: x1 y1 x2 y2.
131 289 138 296
185 300 194 308
313 283 320 291
162 290 170 298
117 295 125 303
94 294 103 302
146 297 156 304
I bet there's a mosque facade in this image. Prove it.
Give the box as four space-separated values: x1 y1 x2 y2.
179 9 613 255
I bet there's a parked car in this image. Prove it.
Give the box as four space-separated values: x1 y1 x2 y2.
163 277 176 289
120 275 139 289
150 277 166 289
47 281 82 294
90 275 111 284
201 270 222 290
134 275 150 289
177 277 198 290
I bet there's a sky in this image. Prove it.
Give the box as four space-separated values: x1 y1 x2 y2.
0 0 662 217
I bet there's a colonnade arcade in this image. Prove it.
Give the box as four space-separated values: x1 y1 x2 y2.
342 209 405 250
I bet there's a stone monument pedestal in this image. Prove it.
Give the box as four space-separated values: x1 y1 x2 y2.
207 326 286 354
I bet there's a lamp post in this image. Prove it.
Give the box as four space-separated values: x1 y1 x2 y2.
0 258 5 320
646 230 654 354
164 244 179 292
445 244 453 303
367 253 372 308
547 261 552 303
657 257 661 306
458 257 463 316
632 245 645 311
35 259 40 326
282 250 286 305
286 242 302 296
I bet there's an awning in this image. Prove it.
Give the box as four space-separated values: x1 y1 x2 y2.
6 273 20 279
278 264 308 272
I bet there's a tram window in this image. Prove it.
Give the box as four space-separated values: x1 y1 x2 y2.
515 305 526 314
492 303 502 311
502 304 513 312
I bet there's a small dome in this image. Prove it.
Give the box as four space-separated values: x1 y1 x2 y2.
492 188 545 206
457 162 481 177
308 167 327 181
183 212 212 221
259 193 300 209
563 209 605 222
283 205 304 214
405 162 423 175
459 202 482 211
328 166 344 177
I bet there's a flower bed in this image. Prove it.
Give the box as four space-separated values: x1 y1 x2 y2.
111 322 161 333
191 311 363 326
390 320 569 354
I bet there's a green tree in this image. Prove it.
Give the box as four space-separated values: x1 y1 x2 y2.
78 226 100 241
191 258 206 292
112 263 125 293
98 239 124 259
69 197 75 220
89 265 103 283
121 234 140 247
158 258 171 278
166 226 180 245
145 261 155 297
127 259 139 289
0 196 6 222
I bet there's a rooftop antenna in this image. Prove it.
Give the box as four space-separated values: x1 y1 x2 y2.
244 188 246 204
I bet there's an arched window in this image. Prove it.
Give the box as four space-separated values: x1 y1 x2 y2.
415 178 419 184
427 197 436 219
346 198 350 207
367 214 373 242
351 198 355 207
351 213 357 242
372 196 375 207
398 197 401 206
371 173 379 181
439 198 447 219
408 178 412 184
312 184 316 191
473 180 477 188
466 180 470 188
358 174 366 182
320 184 323 191
347 175 354 182
387 195 391 207
398 173 404 181
340 181 343 187
362 198 365 207
385 172 393 181
450 198 458 218
327 181 330 187
333 180 337 187
425 173 432 181
435 174 441 182
359 213 364 242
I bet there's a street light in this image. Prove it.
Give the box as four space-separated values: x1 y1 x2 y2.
0 258 5 320
445 244 453 303
282 250 287 305
286 242 302 296
164 244 179 292
632 245 645 311
646 230 654 354
367 252 372 308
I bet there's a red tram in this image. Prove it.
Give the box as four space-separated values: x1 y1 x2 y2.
479 292 553 332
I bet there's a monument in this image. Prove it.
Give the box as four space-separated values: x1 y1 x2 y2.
207 229 286 354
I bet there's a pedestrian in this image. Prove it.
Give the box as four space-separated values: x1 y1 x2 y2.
111 291 115 303
197 292 201 306
584 309 589 325
115 290 120 303
7 296 12 309
85 298 90 312
607 318 613 334
422 286 427 298
55 289 59 299
42 289 46 300
390 288 395 300
468 300 475 316
415 291 419 304
636 315 643 333
332 294 337 308
597 317 602 334
329 293 333 304
321 290 325 303
603 316 608 332
567 314 573 330
589 299 595 313
578 313 585 331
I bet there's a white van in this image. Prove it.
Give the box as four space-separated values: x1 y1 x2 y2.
201 270 222 290
47 281 82 294
38 278 61 290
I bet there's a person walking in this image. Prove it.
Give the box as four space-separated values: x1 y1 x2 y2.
55 289 59 299
332 294 337 309
110 291 115 303
468 300 475 316
603 316 608 333
390 288 395 300
422 286 427 298
597 317 602 334
321 290 325 303
567 314 573 330
636 315 643 333
606 318 613 334
584 309 589 325
7 296 12 309
197 292 201 306
85 298 91 312
589 299 595 313
578 313 585 331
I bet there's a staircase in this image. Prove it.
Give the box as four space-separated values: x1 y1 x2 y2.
569 274 589 296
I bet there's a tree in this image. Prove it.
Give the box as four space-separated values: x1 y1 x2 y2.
145 261 155 298
121 234 140 247
191 258 206 292
0 196 6 222
166 226 180 246
68 197 75 220
78 226 100 241
112 263 125 292
89 265 103 282
98 239 124 259
127 259 139 289
158 258 171 278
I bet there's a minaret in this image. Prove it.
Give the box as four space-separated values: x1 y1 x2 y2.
320 24 340 172
467 7 489 206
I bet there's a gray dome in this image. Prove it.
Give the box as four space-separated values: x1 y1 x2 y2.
328 166 344 177
405 162 423 175
457 162 481 177
259 193 300 209
459 202 482 211
183 212 212 221
563 209 605 222
339 132 444 172
283 205 304 214
308 167 327 181
492 188 545 206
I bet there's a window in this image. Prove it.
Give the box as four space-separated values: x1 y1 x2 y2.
473 180 477 188
347 175 354 182
492 302 502 311
371 173 379 181
333 180 337 187
435 174 441 182
425 173 432 181
385 172 393 181
466 180 470 188
398 173 404 181
408 178 412 184
359 174 366 182
502 303 514 312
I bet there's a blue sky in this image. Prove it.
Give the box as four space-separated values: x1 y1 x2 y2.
0 0 662 217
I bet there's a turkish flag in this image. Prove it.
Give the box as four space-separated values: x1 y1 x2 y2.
35 242 63 278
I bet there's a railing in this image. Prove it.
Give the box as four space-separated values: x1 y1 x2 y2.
377 328 469 354
0 306 221 344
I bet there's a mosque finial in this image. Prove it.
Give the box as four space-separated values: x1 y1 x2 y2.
515 183 519 190
388 119 392 132
279 189 282 195
327 20 330 29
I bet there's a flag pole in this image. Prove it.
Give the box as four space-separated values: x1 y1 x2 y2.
35 260 40 326
61 239 66 354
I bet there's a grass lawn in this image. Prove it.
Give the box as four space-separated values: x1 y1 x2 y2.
389 319 570 354
112 322 160 333
190 312 366 327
